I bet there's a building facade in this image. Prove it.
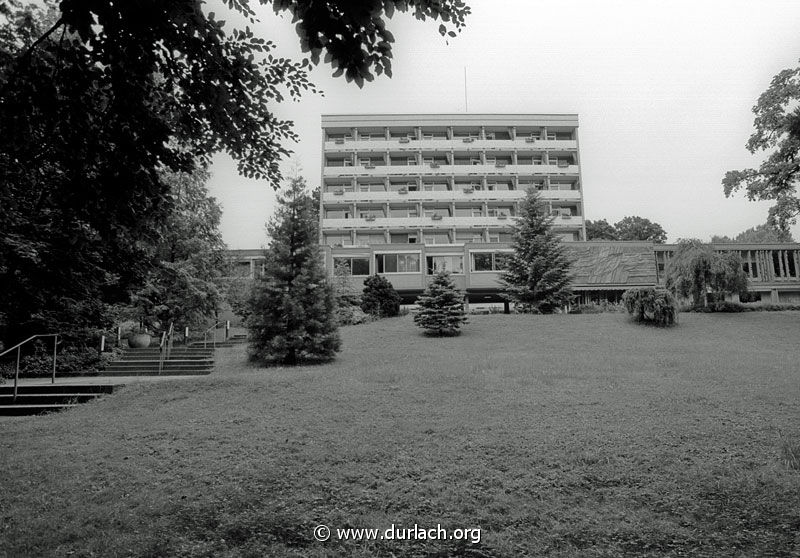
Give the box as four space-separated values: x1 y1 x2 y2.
319 113 585 300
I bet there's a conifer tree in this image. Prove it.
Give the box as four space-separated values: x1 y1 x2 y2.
414 271 468 336
501 189 573 313
247 176 340 365
361 274 402 318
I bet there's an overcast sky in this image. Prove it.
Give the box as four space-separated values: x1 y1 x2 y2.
207 0 800 249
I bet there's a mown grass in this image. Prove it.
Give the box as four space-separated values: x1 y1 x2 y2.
1 312 799 557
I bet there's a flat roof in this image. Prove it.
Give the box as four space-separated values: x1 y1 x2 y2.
321 113 579 128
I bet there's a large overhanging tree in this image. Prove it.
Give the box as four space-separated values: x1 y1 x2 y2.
723 60 800 234
0 0 470 342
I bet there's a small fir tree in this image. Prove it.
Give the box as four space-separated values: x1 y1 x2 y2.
501 188 573 313
361 274 402 318
414 271 468 336
247 176 340 365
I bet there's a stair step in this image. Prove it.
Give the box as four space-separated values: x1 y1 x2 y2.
0 394 100 405
0 384 116 395
0 403 78 416
99 369 212 376
105 361 214 367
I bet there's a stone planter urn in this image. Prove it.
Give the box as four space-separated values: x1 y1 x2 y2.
128 332 152 348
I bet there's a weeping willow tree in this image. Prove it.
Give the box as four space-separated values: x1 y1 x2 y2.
665 239 748 308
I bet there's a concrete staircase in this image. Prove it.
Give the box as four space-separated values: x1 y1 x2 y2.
0 384 116 416
102 346 215 376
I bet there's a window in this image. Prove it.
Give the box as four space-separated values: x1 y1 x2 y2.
342 158 353 167
423 184 435 192
426 256 464 274
360 134 371 141
488 234 500 243
326 234 352 246
423 157 434 165
485 157 496 165
376 253 420 273
423 233 450 245
359 185 370 192
470 158 481 165
471 252 510 271
333 257 370 276
325 210 351 219
472 252 493 271
407 157 417 166
471 208 484 217
359 158 371 166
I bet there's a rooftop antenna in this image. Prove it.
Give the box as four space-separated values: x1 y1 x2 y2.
464 66 468 112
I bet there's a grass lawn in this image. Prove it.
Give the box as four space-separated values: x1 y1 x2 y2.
1 312 799 557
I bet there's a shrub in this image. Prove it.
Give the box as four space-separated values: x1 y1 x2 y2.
622 287 678 327
361 274 401 318
748 302 800 312
569 301 626 315
413 271 468 336
0 342 104 379
335 304 373 326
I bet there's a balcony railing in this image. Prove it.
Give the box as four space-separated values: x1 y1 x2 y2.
321 215 584 230
322 189 582 203
323 163 579 178
323 137 578 151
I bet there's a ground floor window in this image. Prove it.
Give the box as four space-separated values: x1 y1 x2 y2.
426 255 464 275
376 253 420 273
471 252 510 271
333 257 370 276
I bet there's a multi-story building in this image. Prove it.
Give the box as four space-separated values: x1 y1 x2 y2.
319 113 586 301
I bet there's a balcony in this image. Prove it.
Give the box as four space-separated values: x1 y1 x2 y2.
322 163 579 178
322 189 581 203
321 215 584 230
323 137 578 152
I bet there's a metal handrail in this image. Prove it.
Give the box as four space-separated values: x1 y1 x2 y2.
157 322 174 375
0 333 59 402
202 321 225 349
157 331 167 375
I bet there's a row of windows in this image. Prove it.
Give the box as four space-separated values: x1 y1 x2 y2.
326 232 514 245
333 253 511 276
324 182 578 193
326 157 574 167
325 131 573 141
324 207 525 219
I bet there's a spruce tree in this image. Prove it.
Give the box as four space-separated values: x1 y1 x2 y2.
361 274 402 318
247 176 340 365
501 189 573 313
414 271 468 336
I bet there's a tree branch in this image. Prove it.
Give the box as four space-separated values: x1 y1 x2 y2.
21 17 64 58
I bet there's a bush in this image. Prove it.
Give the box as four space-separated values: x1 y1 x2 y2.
335 304 373 326
0 342 105 379
622 287 678 327
361 274 401 318
748 302 800 312
569 301 626 315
